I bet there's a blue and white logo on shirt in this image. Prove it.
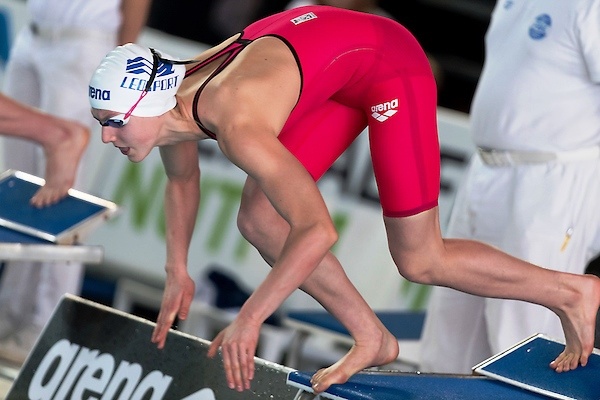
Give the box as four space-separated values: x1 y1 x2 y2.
529 14 552 40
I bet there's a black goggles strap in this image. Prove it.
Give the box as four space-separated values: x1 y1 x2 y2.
145 48 200 92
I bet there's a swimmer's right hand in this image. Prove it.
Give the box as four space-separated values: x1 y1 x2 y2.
151 270 195 348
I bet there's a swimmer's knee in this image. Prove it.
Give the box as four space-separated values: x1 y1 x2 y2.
237 194 277 244
392 254 436 285
237 205 258 242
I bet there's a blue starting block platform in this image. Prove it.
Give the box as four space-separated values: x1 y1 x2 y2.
474 333 600 400
287 333 600 400
0 169 117 262
0 169 117 244
287 370 550 400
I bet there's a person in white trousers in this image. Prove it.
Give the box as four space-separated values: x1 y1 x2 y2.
420 0 600 374
0 0 151 365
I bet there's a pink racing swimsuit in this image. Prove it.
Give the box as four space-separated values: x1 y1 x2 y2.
187 5 440 217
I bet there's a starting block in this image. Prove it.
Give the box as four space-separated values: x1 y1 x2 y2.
287 333 600 400
0 169 117 263
474 333 600 400
286 370 549 400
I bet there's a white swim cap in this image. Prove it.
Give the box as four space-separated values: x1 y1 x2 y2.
89 43 186 117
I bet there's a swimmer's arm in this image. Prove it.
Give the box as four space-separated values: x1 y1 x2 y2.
218 117 338 326
203 62 332 389
151 141 200 348
204 58 330 323
160 140 201 270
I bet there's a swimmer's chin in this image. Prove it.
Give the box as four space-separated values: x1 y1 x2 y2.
116 145 152 162
124 151 148 163
127 155 144 163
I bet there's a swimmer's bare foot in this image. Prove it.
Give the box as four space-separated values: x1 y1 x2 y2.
550 274 600 372
31 120 89 207
309 328 398 393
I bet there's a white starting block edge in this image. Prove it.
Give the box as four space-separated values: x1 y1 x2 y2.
79 293 293 369
291 387 340 400
291 384 342 400
0 243 104 263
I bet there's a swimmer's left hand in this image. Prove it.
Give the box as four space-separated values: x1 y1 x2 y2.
207 318 261 392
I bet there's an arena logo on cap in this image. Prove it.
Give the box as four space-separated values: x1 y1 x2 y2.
89 86 111 100
119 56 180 93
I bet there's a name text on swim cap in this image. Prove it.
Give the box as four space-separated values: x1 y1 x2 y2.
119 76 179 92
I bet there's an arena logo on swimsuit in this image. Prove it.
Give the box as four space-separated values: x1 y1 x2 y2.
371 98 398 122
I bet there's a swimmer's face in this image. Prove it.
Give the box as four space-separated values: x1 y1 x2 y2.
91 108 157 163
